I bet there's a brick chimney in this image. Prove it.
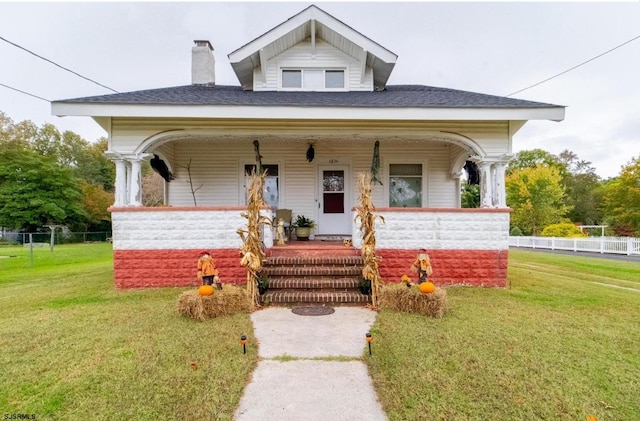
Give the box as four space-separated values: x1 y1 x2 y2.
191 40 215 85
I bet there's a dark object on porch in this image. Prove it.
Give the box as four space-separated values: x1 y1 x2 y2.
291 306 335 316
306 144 315 162
150 154 175 182
371 140 382 185
464 160 480 185
253 140 263 173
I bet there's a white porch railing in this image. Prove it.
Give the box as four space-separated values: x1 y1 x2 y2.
509 236 640 256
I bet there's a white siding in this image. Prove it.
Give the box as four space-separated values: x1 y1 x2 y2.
254 39 373 91
170 141 240 206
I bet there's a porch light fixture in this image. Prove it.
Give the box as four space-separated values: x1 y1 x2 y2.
240 335 247 354
366 332 372 355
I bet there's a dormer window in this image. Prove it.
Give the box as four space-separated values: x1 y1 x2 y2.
281 69 345 91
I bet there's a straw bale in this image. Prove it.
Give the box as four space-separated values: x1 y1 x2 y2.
177 286 251 321
378 284 448 318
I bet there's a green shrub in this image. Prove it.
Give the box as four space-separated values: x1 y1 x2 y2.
540 223 587 237
510 226 524 236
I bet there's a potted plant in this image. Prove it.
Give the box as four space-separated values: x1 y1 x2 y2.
358 277 372 295
292 215 315 241
257 274 269 295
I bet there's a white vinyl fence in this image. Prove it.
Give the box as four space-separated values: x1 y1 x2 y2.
509 236 640 256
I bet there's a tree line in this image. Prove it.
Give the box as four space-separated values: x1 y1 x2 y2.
463 148 640 237
0 112 166 234
0 112 116 232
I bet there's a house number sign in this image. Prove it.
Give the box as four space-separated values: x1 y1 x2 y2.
329 159 339 164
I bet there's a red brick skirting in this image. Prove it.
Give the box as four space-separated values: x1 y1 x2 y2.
113 249 245 289
113 248 508 289
378 249 508 287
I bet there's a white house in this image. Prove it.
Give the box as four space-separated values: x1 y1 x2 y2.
52 5 564 289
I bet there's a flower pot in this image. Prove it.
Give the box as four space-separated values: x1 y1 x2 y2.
295 227 311 240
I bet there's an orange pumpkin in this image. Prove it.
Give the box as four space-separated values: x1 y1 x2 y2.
419 281 435 294
198 285 214 296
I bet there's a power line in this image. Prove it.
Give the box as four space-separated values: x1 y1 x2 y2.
0 35 119 93
506 34 640 97
0 82 50 102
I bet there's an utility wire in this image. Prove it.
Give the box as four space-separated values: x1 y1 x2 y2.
0 35 119 93
0 82 50 102
506 34 640 97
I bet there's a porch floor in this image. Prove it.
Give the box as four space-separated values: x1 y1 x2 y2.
267 239 358 257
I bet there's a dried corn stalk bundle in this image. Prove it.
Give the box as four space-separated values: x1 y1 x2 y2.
237 170 271 309
355 172 385 308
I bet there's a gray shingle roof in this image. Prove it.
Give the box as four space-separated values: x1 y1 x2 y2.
54 84 561 109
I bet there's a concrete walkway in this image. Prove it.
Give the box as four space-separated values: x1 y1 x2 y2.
234 307 388 421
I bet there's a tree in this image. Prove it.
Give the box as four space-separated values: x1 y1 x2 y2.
0 146 86 231
461 183 480 208
142 172 164 207
602 157 640 236
557 149 603 225
506 164 570 235
506 149 567 178
80 181 113 231
1 112 115 232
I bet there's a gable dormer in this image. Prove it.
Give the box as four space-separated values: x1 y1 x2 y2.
227 5 397 92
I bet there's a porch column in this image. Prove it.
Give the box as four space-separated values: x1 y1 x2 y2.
125 161 132 206
127 154 152 206
104 151 128 207
113 159 128 206
493 162 507 208
452 170 463 208
478 161 493 208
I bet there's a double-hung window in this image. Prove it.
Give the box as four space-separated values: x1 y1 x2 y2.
244 164 279 208
389 164 423 208
281 69 345 90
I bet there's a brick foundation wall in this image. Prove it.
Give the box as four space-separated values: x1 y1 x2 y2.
377 249 508 287
113 249 245 289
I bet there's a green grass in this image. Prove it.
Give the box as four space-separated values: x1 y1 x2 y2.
3 245 639 420
0 244 257 420
366 249 640 421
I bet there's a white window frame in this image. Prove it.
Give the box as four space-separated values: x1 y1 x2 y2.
385 160 429 208
279 68 347 91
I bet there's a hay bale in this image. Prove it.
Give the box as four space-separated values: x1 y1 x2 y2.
378 284 448 318
177 286 251 321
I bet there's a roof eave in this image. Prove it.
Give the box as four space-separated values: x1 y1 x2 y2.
51 102 565 122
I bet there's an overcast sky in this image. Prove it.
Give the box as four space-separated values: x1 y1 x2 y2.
1 1 638 178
